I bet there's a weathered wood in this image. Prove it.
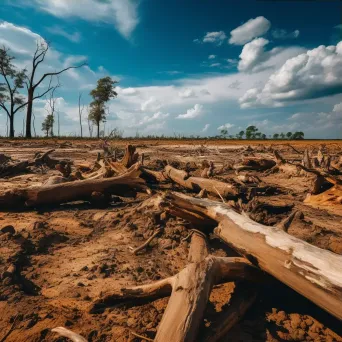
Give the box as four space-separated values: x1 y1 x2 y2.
91 230 261 342
51 327 87 342
0 164 146 208
161 192 342 321
164 165 239 199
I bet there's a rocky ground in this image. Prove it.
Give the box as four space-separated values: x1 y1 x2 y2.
0 139 341 342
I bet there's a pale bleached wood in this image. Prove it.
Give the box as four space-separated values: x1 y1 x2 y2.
161 192 342 321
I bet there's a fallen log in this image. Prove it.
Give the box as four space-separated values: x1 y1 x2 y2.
164 165 240 199
91 231 261 342
234 157 276 172
160 192 342 321
0 164 147 208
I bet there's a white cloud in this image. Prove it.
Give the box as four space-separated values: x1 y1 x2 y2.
210 63 221 67
272 29 300 40
178 88 196 98
141 96 162 111
120 87 138 96
200 31 227 45
176 104 203 119
46 25 81 42
0 21 42 55
158 70 182 75
218 123 234 130
289 102 342 131
16 0 139 39
226 58 238 66
202 123 210 132
200 89 211 95
239 42 342 107
238 38 270 72
229 16 271 45
139 111 169 125
208 54 216 59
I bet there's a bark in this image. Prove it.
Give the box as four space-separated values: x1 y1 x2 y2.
25 88 34 138
162 165 240 199
0 163 146 208
9 115 14 138
160 192 342 321
234 158 276 172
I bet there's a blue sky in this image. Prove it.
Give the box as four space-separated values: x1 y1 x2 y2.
1 0 342 138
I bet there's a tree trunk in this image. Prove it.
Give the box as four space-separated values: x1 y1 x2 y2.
25 88 34 138
97 123 100 139
0 163 146 208
161 192 342 321
9 115 14 138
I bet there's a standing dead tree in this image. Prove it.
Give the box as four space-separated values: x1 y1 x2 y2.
24 40 87 138
78 92 84 138
44 80 60 137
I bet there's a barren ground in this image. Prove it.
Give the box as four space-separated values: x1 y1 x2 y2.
0 139 342 342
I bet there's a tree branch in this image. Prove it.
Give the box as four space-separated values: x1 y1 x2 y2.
0 102 10 118
34 63 87 90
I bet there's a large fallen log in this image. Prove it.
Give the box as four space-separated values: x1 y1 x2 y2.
160 192 342 321
0 164 146 208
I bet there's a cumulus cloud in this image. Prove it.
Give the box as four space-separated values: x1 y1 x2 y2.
238 38 270 72
239 42 342 108
139 111 169 125
196 31 227 45
272 29 300 40
120 87 138 96
289 102 342 131
229 16 271 45
46 25 81 42
177 104 203 119
217 123 234 130
202 123 210 132
141 97 162 111
178 88 196 98
15 0 139 38
208 54 216 59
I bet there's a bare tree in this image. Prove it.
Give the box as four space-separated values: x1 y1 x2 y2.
24 40 87 138
45 81 60 137
86 106 93 138
57 109 60 137
32 112 36 137
78 92 84 137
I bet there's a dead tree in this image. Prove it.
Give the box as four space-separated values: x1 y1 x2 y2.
45 80 60 137
24 40 87 138
78 92 84 138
